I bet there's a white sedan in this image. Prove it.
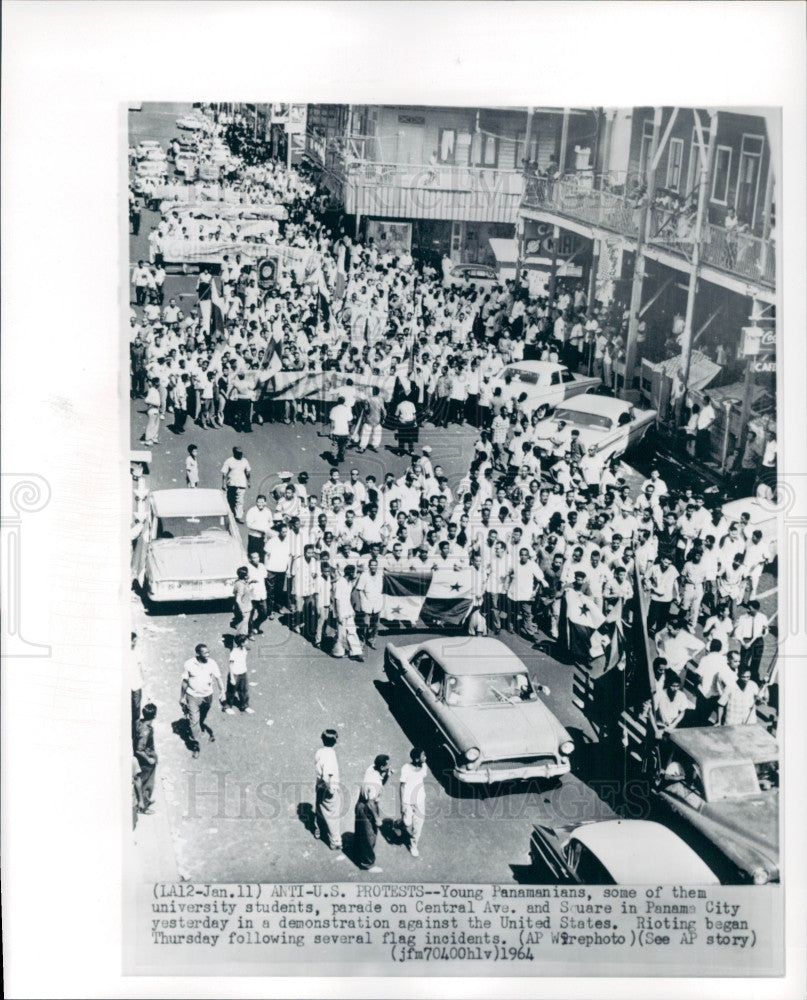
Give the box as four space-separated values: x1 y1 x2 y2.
489 360 600 418
536 394 657 462
721 496 778 559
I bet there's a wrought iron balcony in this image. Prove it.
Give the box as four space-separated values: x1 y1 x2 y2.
522 173 775 288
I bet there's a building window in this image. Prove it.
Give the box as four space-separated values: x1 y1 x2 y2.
438 128 456 163
711 146 733 205
514 130 538 169
470 133 498 168
686 126 710 197
638 119 655 183
666 137 684 192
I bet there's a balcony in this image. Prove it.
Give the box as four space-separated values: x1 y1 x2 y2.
522 174 775 289
341 160 523 224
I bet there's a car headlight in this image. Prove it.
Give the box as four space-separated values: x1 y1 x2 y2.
463 747 481 765
560 740 575 756
751 867 770 885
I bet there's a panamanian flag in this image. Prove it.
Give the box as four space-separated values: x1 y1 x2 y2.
382 566 473 628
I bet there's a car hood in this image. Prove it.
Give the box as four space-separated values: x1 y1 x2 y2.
148 536 243 581
701 792 779 868
449 701 568 759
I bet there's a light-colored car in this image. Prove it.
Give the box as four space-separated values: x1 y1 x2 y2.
136 158 168 179
721 496 778 559
537 394 657 462
136 139 163 159
132 488 247 603
176 114 208 131
383 637 574 786
529 819 720 885
651 725 779 885
490 360 601 419
444 263 500 290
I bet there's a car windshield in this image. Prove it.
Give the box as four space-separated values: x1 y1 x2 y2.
554 407 613 430
156 514 231 539
706 761 761 801
444 672 538 707
502 367 541 385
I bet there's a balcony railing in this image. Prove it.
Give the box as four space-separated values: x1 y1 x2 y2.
341 159 523 223
522 174 775 288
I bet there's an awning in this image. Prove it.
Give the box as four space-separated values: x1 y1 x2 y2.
489 237 518 266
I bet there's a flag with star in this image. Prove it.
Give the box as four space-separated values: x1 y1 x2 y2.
382 567 474 628
562 589 606 663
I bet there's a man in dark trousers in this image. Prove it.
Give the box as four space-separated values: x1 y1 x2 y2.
134 703 158 815
354 754 391 873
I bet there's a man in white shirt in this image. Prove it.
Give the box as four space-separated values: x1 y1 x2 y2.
654 618 705 677
735 600 769 682
329 395 353 463
221 446 251 523
354 558 385 650
506 547 545 642
314 729 343 852
399 747 428 858
696 394 716 462
245 493 273 557
694 639 734 724
264 523 292 619
289 543 320 642
180 643 227 758
645 554 679 637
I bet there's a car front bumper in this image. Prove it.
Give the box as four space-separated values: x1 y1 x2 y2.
454 758 570 785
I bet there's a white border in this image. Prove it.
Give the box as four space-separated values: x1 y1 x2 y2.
2 2 806 998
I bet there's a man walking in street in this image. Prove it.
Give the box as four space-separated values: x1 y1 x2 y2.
329 394 352 464
314 728 344 853
264 522 292 620
354 557 384 650
735 600 769 683
221 446 251 523
354 754 391 873
245 493 273 557
143 377 161 447
399 747 427 858
133 703 158 814
289 543 319 640
180 643 227 758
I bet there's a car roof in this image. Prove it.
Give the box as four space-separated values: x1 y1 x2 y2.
151 488 230 518
555 395 631 418
721 497 776 527
668 725 778 765
453 263 496 273
571 820 719 884
502 360 566 374
417 637 527 675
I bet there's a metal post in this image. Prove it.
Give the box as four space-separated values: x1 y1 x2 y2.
547 225 560 305
738 299 763 451
559 108 570 174
679 112 718 403
587 238 599 311
622 107 662 400
286 126 292 171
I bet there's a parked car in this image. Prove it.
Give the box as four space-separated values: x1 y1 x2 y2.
537 394 657 462
529 819 719 885
175 152 199 178
176 114 208 131
136 139 163 159
651 725 779 884
132 488 247 604
721 496 778 559
444 263 500 291
383 637 574 787
489 360 600 418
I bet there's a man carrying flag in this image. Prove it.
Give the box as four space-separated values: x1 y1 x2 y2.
561 571 606 669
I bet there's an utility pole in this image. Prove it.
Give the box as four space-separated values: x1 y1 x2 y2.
515 106 534 290
679 111 718 408
559 108 570 174
621 106 662 400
